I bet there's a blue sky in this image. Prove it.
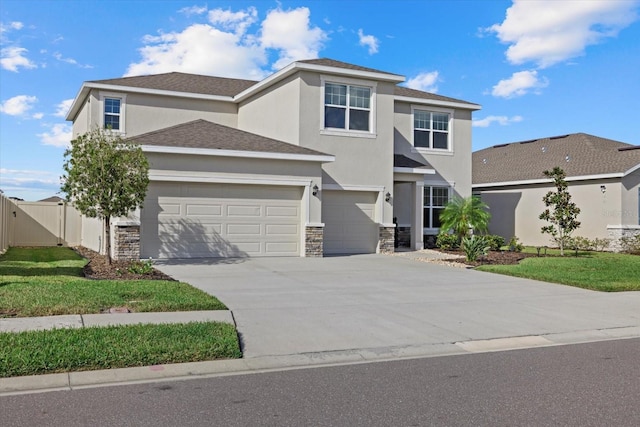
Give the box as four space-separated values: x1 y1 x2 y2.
1 0 639 201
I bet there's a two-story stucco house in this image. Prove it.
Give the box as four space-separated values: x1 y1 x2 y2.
66 58 480 259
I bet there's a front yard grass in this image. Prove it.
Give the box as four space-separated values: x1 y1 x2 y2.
477 250 640 292
0 247 226 317
1 322 241 377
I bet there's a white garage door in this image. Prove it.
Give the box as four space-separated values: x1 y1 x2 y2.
322 190 378 254
141 182 302 258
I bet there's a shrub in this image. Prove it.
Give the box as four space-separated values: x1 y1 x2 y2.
508 236 524 252
128 258 154 275
569 236 594 251
436 232 459 250
619 234 640 255
593 238 612 252
484 235 505 251
461 235 489 262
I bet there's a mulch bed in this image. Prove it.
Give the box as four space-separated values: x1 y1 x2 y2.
438 250 537 267
74 247 174 281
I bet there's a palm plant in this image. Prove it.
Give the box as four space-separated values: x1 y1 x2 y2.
439 196 491 242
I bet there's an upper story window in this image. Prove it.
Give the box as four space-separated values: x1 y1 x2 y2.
100 92 126 133
104 98 121 130
323 80 374 134
414 109 451 150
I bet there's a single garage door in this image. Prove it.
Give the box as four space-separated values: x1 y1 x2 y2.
322 190 378 254
141 182 302 258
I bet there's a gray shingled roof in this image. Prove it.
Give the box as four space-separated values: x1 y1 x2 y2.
394 86 476 106
473 133 640 185
91 72 257 97
297 58 403 77
394 155 432 169
129 119 330 157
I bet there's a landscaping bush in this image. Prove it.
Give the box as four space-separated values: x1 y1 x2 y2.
507 236 524 252
619 234 640 255
593 238 612 252
436 232 459 250
461 235 490 262
569 236 594 251
484 235 505 251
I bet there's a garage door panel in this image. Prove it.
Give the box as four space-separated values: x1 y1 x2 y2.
142 183 301 258
322 190 378 255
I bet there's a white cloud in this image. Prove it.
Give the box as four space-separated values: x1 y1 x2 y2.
260 7 327 70
38 123 72 148
0 168 62 200
488 0 639 68
0 46 37 72
32 112 44 119
357 29 379 55
179 5 207 16
54 99 74 118
491 70 549 98
53 52 92 68
126 6 327 78
472 115 523 128
406 71 440 93
0 21 24 33
0 95 38 116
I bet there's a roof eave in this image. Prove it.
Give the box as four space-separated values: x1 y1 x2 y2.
394 167 436 175
394 95 481 111
141 145 335 163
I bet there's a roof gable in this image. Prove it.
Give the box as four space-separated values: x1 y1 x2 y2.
473 133 640 185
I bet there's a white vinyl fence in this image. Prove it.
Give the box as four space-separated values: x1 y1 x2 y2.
0 194 83 252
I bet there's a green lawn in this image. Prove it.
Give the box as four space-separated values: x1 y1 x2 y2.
0 247 226 317
0 247 242 377
1 322 241 377
478 250 640 292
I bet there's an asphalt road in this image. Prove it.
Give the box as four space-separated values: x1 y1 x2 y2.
2 338 639 426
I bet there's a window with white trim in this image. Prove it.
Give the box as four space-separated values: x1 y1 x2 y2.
104 97 121 130
424 186 450 229
324 82 371 132
414 110 450 150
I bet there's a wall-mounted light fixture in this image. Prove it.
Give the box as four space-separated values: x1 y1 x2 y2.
385 192 391 202
600 185 606 194
312 184 319 196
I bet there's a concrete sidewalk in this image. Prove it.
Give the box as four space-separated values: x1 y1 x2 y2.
0 310 234 333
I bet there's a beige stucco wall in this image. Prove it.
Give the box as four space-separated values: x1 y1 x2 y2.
73 90 238 139
393 102 473 199
478 178 626 246
621 169 640 226
237 73 301 145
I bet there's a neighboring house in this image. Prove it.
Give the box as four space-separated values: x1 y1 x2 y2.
472 133 640 250
38 196 64 203
66 58 480 259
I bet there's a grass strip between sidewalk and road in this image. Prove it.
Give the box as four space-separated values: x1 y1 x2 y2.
0 322 242 378
477 250 640 292
0 247 226 317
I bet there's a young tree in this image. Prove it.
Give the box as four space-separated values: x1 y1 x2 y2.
61 128 149 263
439 195 491 243
539 167 581 255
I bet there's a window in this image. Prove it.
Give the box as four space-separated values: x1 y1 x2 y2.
414 110 450 150
324 83 371 132
424 186 450 229
104 98 121 130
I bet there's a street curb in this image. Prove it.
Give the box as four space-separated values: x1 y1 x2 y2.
2 328 639 396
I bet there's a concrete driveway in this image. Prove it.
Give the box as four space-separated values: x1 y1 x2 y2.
156 254 640 359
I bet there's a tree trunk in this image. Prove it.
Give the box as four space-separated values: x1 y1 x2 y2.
104 216 112 265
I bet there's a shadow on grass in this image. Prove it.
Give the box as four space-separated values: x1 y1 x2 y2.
0 266 84 277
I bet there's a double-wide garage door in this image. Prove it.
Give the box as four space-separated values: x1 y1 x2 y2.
322 190 378 254
141 182 301 258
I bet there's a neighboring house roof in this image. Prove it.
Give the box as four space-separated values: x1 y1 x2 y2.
129 119 331 158
473 133 640 186
38 196 64 203
90 72 257 97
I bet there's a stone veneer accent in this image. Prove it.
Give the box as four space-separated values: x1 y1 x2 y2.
607 225 640 252
305 226 324 257
113 224 141 261
379 226 395 254
397 226 411 248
